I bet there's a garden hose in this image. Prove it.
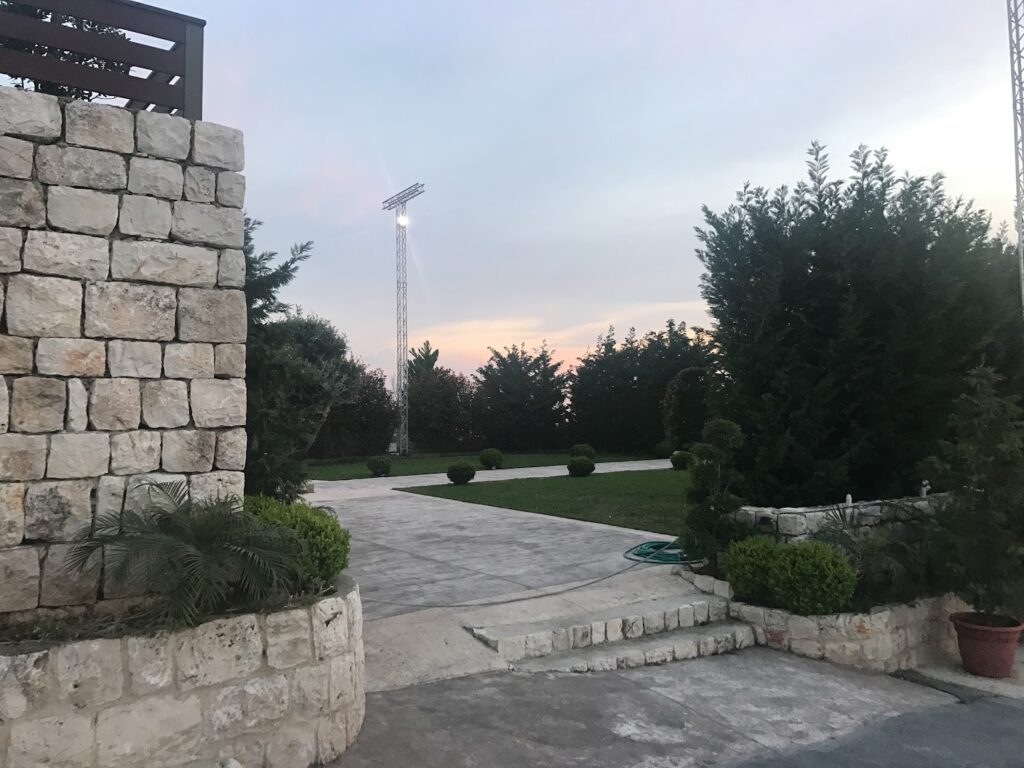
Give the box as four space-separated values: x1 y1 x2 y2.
623 538 702 565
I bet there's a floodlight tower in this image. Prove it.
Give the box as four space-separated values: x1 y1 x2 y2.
382 182 425 456
1008 0 1024 326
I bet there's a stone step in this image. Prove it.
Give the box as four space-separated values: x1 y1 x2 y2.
465 593 730 662
514 621 754 673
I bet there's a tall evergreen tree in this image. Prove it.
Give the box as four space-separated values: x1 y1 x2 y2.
408 343 477 452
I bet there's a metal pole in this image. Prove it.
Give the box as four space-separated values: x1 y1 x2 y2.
1008 0 1024 332
395 202 409 455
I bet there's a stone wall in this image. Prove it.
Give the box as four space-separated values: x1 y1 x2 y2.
679 569 965 672
0 88 247 618
0 575 365 768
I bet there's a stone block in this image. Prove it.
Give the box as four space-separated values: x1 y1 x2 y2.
191 378 246 427
524 631 553 657
622 615 643 639
713 579 734 599
172 201 244 247
123 472 186 514
0 225 23 271
312 596 349 659
217 171 246 207
678 603 695 628
178 288 247 342
23 229 109 280
141 379 190 428
777 513 808 536
66 378 88 431
327 653 355 711
693 600 709 624
36 144 126 189
111 239 217 286
47 185 118 236
162 429 216 472
175 614 262 689
35 338 106 376
699 631 736 657
0 434 47 480
216 427 248 470
571 623 592 648
95 693 203 764
0 376 6 432
215 343 246 378
84 281 176 340
0 88 61 138
7 713 94 768
47 432 110 478
317 711 348 763
0 135 34 178
266 607 314 669
734 625 757 649
88 378 140 432
693 573 716 593
136 111 191 160
40 542 99 605
11 376 66 432
108 340 162 378
789 638 824 659
0 482 25 546
589 620 606 645
7 273 82 337
193 121 245 170
0 648 53 721
128 156 183 199
209 673 289 736
184 165 216 202
0 178 45 227
0 545 39 611
219 248 245 287
127 633 173 695
642 610 665 635
604 617 624 642
110 430 162 475
164 342 215 378
0 335 33 373
709 600 728 622
118 194 172 238
65 101 134 152
24 479 92 541
267 723 318 768
787 614 820 641
96 475 125 518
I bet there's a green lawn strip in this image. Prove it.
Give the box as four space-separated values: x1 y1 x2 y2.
403 469 689 535
307 452 649 481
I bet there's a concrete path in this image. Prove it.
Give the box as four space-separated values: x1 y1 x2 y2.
334 649 979 768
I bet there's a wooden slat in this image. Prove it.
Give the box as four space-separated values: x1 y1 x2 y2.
0 10 184 74
22 0 188 42
0 47 183 108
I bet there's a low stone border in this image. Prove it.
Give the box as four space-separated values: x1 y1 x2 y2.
677 569 965 672
0 574 364 768
732 495 939 541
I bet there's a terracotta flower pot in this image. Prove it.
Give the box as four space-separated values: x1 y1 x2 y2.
950 612 1023 678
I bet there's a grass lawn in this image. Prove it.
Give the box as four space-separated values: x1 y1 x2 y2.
307 452 648 481
404 469 689 535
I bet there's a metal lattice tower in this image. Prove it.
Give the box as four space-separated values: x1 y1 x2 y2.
1008 0 1024 325
382 183 425 455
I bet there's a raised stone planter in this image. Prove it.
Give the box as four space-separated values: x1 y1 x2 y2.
677 569 965 672
0 575 365 768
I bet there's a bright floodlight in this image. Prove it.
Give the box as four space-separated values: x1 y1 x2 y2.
397 214 410 227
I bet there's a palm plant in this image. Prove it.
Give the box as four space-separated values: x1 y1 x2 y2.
66 482 302 626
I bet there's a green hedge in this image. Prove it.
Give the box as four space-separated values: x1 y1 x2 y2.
569 443 597 460
479 448 504 469
366 456 391 477
567 456 596 477
447 462 476 485
245 496 350 592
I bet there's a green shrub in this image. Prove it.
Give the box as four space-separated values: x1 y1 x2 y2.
479 448 504 469
653 439 674 459
246 495 350 591
567 456 596 477
768 541 857 615
670 450 689 470
67 482 301 627
569 443 597 460
681 418 744 567
722 536 778 607
366 455 391 477
447 462 476 485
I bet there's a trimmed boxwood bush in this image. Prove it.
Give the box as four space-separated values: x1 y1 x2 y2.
447 462 476 485
366 456 391 477
567 456 596 477
245 495 350 592
479 448 504 469
569 443 597 460
670 450 689 470
723 537 856 616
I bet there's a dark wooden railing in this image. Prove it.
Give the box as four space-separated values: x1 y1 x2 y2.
0 0 205 118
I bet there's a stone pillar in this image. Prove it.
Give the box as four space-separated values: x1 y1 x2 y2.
0 88 248 618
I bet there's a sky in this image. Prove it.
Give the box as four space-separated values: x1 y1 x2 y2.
149 0 1014 377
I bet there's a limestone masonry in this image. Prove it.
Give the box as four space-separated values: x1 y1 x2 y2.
0 88 248 618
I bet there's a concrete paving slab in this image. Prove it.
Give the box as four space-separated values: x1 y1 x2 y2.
913 645 1024 700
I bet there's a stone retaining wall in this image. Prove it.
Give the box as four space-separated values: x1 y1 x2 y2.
679 569 964 672
0 88 247 618
0 575 365 768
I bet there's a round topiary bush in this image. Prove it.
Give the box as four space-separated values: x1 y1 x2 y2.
767 540 856 616
479 448 504 470
670 450 689 470
447 462 476 485
366 456 391 477
567 456 596 477
653 440 674 459
245 495 351 591
722 536 779 607
569 443 597 460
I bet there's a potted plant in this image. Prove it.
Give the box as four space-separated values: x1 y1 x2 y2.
926 366 1024 678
